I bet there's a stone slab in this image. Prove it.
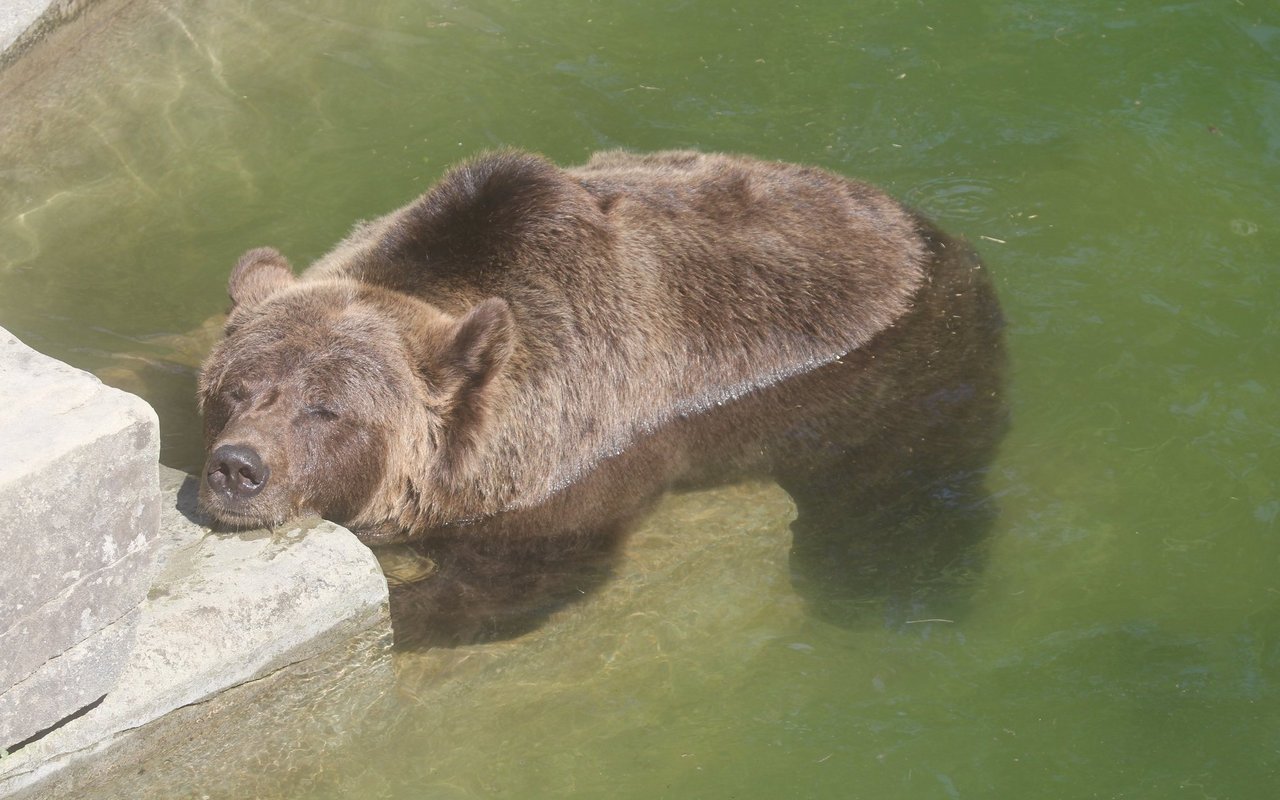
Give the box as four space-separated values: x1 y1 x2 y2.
0 467 393 798
0 327 161 749
0 1 54 54
0 0 104 71
5 623 396 800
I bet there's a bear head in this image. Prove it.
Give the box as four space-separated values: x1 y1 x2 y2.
197 247 514 539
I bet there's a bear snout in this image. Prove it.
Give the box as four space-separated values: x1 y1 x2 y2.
206 443 271 501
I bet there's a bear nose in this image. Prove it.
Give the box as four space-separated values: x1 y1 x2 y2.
207 444 270 500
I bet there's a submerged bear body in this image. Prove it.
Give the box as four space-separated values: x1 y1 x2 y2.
198 150 1004 600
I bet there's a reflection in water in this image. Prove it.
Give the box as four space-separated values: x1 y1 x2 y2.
382 216 1006 647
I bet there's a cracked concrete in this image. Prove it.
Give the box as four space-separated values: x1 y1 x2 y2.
0 468 393 799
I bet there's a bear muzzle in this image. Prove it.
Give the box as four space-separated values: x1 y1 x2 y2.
205 443 271 502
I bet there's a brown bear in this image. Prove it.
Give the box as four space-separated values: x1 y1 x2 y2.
198 149 1005 642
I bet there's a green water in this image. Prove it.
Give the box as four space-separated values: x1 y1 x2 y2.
2 0 1278 797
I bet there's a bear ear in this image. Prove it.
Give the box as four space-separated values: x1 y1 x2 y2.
428 298 515 473
228 247 295 310
443 297 515 386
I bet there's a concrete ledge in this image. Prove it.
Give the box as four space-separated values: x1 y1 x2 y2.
0 467 393 798
0 328 161 749
0 1 103 72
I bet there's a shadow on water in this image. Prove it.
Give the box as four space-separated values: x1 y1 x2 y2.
386 216 1008 649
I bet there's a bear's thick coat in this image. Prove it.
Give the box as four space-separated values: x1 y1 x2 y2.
198 150 997 549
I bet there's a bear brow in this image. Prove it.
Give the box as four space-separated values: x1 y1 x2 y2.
258 387 281 409
299 349 401 402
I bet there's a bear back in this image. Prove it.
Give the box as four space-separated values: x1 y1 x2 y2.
298 150 934 511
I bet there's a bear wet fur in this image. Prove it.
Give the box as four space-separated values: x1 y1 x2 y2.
198 149 990 545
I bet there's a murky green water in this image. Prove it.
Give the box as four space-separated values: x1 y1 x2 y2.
3 0 1278 797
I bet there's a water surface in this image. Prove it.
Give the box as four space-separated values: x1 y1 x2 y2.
1 0 1277 797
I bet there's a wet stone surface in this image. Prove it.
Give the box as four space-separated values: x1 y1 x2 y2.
0 467 393 799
